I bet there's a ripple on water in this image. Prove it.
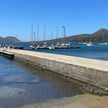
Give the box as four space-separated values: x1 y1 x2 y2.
1 74 41 83
0 86 25 98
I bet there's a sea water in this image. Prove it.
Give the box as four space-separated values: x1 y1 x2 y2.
0 56 84 108
0 43 108 108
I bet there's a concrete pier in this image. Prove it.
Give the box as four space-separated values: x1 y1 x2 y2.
0 48 108 95
0 50 14 59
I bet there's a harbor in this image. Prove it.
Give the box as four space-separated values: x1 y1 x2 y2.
29 43 80 50
0 55 108 108
1 48 108 95
0 0 108 107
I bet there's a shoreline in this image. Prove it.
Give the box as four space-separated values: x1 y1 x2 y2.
21 94 108 108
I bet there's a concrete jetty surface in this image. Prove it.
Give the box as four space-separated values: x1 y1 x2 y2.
0 49 14 59
0 48 108 94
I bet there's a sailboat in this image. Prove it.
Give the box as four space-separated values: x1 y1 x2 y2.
29 23 38 49
87 42 93 47
86 36 93 46
29 23 35 49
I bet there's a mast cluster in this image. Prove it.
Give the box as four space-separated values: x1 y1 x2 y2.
31 23 66 42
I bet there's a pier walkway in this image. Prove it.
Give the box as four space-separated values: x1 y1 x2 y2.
0 49 14 59
0 48 108 95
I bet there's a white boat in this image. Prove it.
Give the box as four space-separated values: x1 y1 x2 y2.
29 45 35 49
104 43 108 45
87 42 93 47
82 42 87 45
98 42 108 46
48 44 55 50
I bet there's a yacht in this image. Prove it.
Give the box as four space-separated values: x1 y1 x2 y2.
87 42 93 47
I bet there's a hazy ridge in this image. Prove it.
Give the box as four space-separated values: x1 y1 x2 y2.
0 28 108 43
44 28 108 43
0 36 21 43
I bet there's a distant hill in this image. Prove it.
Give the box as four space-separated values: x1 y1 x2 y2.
1 28 108 43
0 36 21 43
42 28 108 43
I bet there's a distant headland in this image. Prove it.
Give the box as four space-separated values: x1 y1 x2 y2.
44 28 108 43
0 28 108 43
0 36 21 43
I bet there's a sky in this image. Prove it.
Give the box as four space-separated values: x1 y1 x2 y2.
0 0 108 41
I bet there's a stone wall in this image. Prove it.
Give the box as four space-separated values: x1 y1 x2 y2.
12 51 108 95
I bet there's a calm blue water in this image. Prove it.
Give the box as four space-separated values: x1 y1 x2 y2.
0 56 83 108
1 43 108 61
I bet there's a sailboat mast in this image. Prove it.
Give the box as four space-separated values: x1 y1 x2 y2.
51 31 53 41
56 27 59 39
62 26 66 38
31 23 33 42
103 31 105 43
37 24 39 42
44 24 46 41
33 32 35 42
62 26 66 43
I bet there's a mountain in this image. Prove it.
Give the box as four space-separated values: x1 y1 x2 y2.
0 36 21 43
42 28 108 43
1 28 108 43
